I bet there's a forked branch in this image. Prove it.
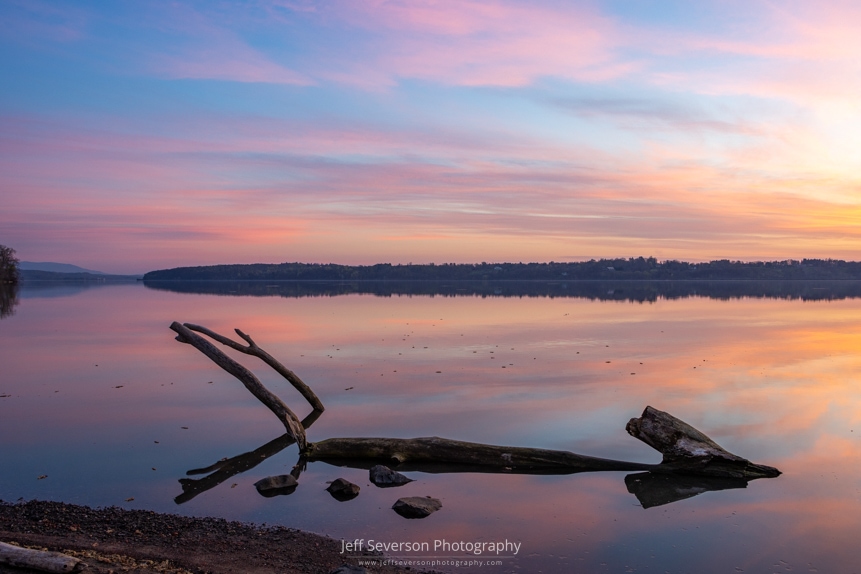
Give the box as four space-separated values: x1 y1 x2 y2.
184 323 324 412
169 321 307 450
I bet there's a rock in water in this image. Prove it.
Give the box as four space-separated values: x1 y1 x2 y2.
254 475 298 497
326 478 360 501
369 465 413 487
392 496 441 519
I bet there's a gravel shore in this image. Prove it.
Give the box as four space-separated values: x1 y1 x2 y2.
0 499 427 574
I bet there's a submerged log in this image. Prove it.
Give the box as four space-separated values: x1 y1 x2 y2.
169 322 307 451
305 436 657 473
626 406 781 479
0 541 85 573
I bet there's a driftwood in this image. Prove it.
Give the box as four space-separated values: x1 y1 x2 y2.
626 406 780 479
184 323 324 412
305 436 656 474
169 322 311 451
171 321 781 508
0 541 85 573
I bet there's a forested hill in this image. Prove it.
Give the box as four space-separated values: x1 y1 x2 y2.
143 258 861 281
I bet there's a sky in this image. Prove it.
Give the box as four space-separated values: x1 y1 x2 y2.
2 0 861 274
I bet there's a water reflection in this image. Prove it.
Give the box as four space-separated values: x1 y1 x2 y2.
0 283 18 319
144 279 861 302
3 283 861 572
177 410 322 504
624 472 750 508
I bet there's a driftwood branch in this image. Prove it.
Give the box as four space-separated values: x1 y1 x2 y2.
626 406 781 479
169 321 307 451
0 541 85 573
184 323 324 412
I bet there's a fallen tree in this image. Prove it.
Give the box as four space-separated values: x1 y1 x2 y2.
304 436 656 473
170 321 781 499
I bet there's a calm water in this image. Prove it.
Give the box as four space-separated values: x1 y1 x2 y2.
2 282 861 573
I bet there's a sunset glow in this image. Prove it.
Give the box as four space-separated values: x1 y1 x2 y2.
3 1 861 273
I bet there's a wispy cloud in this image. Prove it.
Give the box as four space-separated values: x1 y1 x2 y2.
265 0 634 87
0 0 89 44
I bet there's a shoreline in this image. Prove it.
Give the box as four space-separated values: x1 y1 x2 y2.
0 499 428 574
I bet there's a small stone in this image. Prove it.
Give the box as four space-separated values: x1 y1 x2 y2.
330 565 371 574
392 496 441 519
254 475 298 497
369 465 413 488
326 478 360 501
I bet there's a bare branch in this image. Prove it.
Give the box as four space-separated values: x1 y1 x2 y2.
169 322 307 450
184 323 324 412
235 328 255 347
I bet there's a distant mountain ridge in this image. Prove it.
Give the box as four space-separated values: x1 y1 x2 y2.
20 261 105 274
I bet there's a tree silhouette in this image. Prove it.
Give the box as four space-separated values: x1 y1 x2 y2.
0 244 19 285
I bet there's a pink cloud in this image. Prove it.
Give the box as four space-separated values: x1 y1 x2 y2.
5 107 861 273
630 1 861 112
149 48 312 85
289 0 633 87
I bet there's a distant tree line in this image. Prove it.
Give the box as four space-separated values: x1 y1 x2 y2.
0 244 19 285
143 257 861 282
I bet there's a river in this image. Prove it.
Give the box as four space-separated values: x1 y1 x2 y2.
2 280 860 572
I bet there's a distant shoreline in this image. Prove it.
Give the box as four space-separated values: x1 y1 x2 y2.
142 258 861 282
